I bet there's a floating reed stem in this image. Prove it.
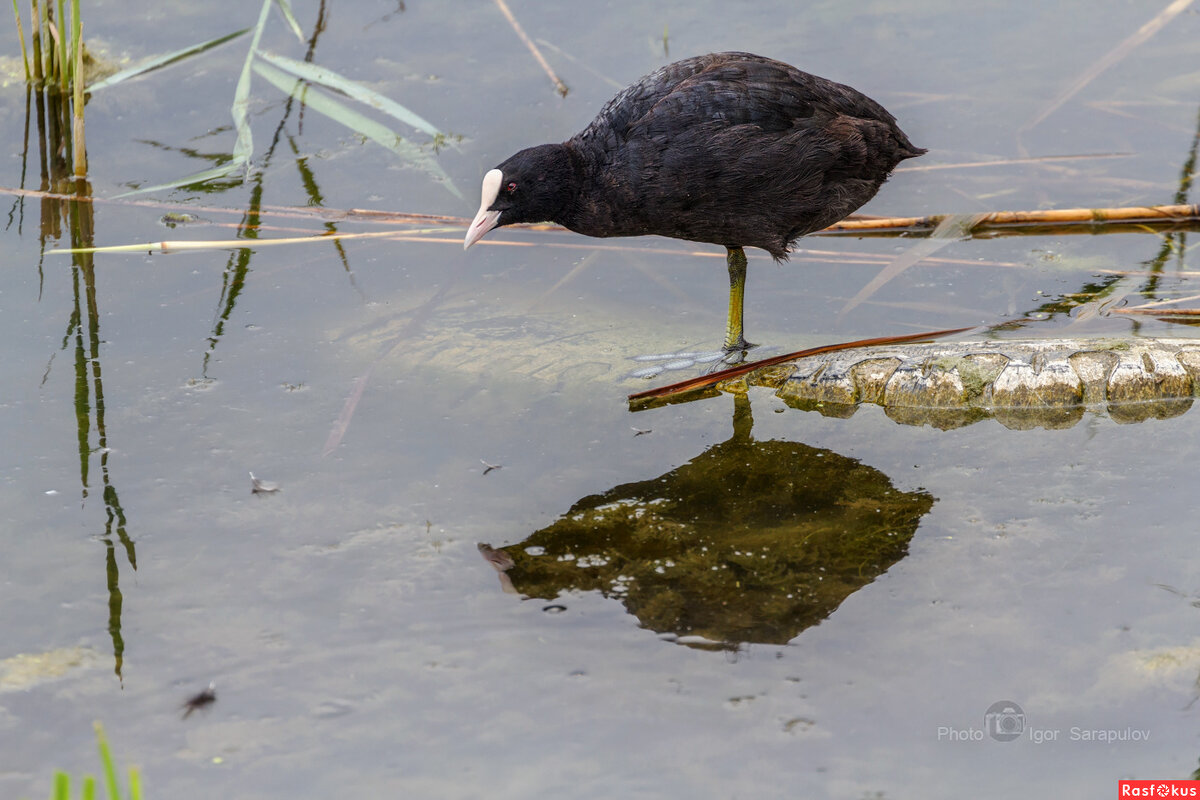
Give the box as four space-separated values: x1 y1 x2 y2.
824 203 1200 237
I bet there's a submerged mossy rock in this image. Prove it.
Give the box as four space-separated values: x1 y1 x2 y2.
746 338 1200 430
495 397 934 648
0 646 99 691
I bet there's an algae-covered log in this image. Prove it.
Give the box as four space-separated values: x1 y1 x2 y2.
742 338 1200 430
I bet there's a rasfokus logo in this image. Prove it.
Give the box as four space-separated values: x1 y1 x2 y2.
1117 780 1199 796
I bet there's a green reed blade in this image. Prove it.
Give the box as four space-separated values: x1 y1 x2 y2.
55 0 66 87
273 0 304 42
256 49 444 137
231 0 273 167
94 723 120 800
52 771 68 800
252 59 461 198
87 27 251 91
113 162 247 198
12 0 30 81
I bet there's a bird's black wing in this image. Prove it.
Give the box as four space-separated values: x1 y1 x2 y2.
576 52 905 147
572 54 724 149
563 53 922 255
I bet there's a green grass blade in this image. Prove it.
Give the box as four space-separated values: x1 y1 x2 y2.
110 0 268 197
72 16 85 177
56 0 68 89
87 28 251 91
128 767 142 800
272 0 305 43
232 0 274 167
11 0 30 81
70 0 80 86
52 771 69 800
94 723 121 800
81 776 95 800
256 50 443 137
112 162 247 198
252 60 462 199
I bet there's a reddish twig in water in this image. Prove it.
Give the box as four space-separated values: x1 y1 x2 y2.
1110 307 1200 316
627 326 974 403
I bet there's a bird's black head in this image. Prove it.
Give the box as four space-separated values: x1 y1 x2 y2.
463 144 577 249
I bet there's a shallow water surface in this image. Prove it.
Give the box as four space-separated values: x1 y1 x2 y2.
3 1 1200 797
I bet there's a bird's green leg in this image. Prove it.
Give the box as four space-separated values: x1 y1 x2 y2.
722 246 754 352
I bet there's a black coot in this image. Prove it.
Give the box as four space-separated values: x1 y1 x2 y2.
464 51 924 352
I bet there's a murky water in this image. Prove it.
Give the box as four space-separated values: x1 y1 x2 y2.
3 1 1200 797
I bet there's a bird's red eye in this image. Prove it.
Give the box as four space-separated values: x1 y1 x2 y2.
506 182 517 193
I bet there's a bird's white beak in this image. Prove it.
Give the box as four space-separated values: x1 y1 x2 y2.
464 169 504 250
464 208 501 250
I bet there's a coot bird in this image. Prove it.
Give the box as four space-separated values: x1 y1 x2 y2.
464 51 924 352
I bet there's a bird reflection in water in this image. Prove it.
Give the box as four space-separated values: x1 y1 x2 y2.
479 394 934 649
478 542 518 594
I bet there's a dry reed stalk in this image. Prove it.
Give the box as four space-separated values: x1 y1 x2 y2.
493 0 568 97
825 204 1200 235
1019 0 1196 144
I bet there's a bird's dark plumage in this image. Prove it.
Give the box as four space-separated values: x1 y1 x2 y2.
465 52 924 350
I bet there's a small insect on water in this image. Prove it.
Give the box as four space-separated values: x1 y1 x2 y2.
249 471 280 494
181 682 217 719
